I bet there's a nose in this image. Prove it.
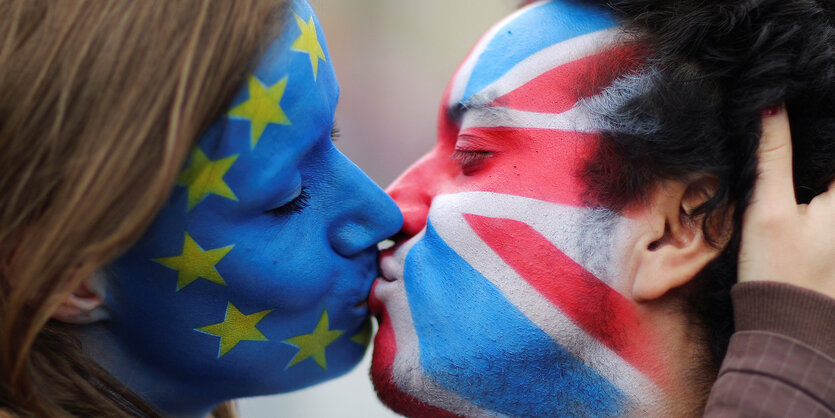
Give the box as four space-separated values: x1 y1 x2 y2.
385 151 440 237
327 149 403 257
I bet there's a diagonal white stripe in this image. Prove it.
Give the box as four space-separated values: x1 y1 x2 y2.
376 232 507 418
427 192 662 409
460 105 598 133
448 1 554 108
464 28 622 108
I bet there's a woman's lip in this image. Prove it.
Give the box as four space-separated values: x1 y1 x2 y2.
368 280 383 316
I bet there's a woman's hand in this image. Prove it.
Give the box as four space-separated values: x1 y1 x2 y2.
738 105 835 299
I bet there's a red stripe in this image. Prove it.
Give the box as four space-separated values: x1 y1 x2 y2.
489 47 642 114
464 214 666 386
456 127 597 207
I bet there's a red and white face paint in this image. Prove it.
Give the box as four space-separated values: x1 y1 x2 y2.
370 1 669 416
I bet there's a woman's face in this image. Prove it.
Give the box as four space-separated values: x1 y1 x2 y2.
103 0 402 404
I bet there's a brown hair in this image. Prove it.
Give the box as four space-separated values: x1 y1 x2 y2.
0 0 288 415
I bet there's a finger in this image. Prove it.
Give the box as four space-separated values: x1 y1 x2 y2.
753 105 796 206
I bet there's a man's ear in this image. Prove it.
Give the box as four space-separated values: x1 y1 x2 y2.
52 270 109 324
630 176 727 302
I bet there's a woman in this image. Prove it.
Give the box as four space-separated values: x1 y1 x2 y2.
0 0 401 416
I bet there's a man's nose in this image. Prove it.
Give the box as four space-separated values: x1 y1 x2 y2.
327 151 403 257
386 152 439 237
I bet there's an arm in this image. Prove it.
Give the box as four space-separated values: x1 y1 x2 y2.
704 106 835 416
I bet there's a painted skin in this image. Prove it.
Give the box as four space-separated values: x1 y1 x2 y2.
371 1 668 417
81 1 402 416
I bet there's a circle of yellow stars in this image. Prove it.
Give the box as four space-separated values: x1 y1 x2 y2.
151 9 367 367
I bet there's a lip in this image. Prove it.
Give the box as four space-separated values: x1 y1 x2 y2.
378 249 399 282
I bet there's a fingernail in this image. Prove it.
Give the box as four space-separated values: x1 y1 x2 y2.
761 105 781 117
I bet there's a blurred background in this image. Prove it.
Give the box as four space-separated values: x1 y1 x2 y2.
238 0 515 416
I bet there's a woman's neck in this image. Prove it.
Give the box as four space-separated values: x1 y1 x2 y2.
74 322 221 418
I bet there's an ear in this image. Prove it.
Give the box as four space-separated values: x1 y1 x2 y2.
52 270 109 324
630 176 727 302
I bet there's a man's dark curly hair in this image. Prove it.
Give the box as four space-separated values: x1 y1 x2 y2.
578 0 835 370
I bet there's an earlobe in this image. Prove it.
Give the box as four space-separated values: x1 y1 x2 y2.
630 178 726 302
52 270 109 324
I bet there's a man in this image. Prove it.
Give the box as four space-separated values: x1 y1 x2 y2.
369 0 835 416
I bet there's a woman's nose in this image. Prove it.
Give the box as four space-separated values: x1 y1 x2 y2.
327 150 403 257
385 152 438 238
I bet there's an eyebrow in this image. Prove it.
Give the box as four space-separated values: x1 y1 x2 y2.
448 96 492 125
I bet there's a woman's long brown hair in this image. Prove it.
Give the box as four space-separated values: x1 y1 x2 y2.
0 0 288 415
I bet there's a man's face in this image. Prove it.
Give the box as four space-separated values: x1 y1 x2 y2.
371 1 667 416
103 0 402 406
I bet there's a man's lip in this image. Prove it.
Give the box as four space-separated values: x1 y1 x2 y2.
378 247 398 282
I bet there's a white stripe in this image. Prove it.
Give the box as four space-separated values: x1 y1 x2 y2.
460 105 598 133
465 28 621 107
431 192 629 291
427 192 662 409
447 1 553 108
376 233 507 418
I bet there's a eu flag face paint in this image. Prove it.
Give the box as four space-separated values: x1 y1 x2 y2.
372 1 666 416
96 0 402 414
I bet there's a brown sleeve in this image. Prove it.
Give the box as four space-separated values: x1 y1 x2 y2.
703 282 835 417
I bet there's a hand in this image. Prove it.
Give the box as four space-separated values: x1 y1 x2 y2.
738 105 835 299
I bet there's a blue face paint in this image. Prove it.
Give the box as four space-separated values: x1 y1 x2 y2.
89 1 402 414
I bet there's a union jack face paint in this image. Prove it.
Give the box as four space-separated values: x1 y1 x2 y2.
371 1 668 416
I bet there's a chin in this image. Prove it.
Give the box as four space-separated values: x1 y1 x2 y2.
370 307 458 418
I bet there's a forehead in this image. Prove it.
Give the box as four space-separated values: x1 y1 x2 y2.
208 0 338 169
448 0 618 111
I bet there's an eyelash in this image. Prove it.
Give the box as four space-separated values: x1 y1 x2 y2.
331 127 340 141
451 149 492 174
267 187 311 216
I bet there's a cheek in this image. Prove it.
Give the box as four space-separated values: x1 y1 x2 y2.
216 216 339 314
397 219 629 416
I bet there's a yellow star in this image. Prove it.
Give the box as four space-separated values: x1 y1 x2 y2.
290 13 326 80
350 319 372 346
283 310 344 369
196 302 273 357
177 147 238 211
228 75 290 148
153 233 233 291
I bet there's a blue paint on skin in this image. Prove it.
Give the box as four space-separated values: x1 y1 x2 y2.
405 222 624 417
86 0 403 415
461 0 617 104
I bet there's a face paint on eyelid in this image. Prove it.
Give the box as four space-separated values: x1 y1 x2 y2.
450 150 493 175
269 180 303 209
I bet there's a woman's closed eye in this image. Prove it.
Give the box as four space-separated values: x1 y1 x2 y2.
451 149 493 175
267 187 311 216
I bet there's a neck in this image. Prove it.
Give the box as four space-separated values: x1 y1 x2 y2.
74 322 221 418
634 296 714 417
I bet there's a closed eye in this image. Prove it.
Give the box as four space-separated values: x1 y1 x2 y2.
267 187 311 216
450 149 492 175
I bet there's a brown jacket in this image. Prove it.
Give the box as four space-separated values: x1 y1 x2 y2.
704 282 835 417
